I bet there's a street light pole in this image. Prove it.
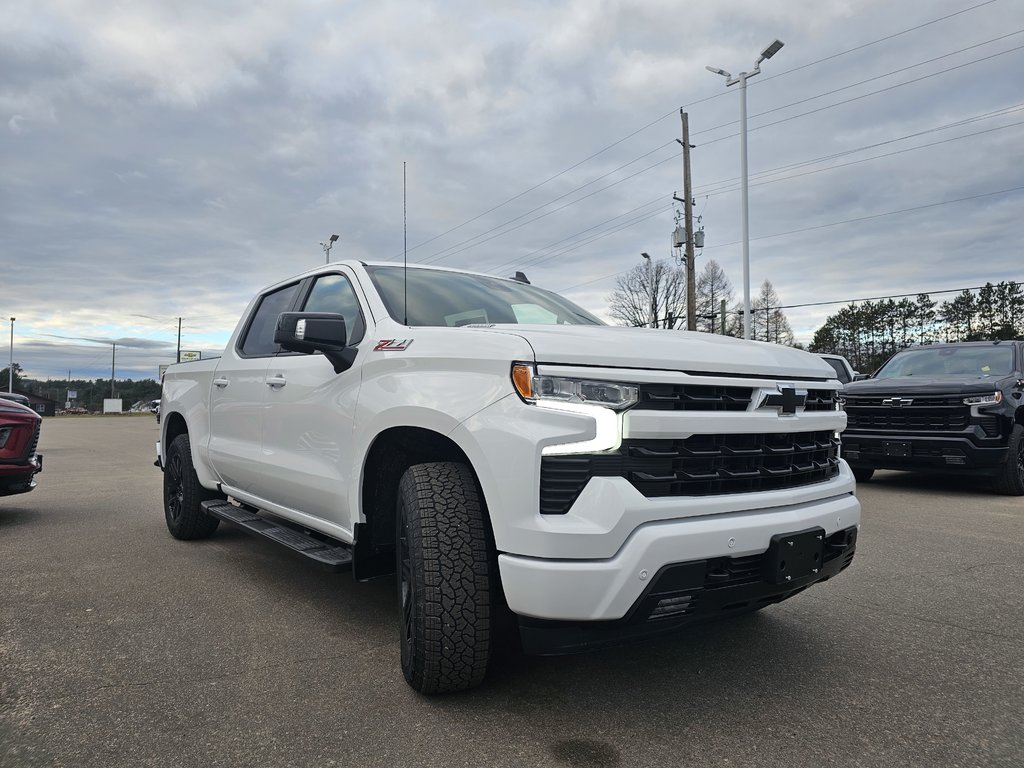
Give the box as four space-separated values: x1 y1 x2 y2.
641 252 654 327
707 39 784 341
8 317 14 393
321 233 339 264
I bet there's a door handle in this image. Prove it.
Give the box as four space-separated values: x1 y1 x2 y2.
213 378 229 388
266 375 287 388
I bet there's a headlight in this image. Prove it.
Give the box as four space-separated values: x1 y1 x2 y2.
511 363 638 410
963 392 1001 406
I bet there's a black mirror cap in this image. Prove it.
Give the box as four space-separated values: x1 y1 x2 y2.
274 312 348 354
853 373 871 381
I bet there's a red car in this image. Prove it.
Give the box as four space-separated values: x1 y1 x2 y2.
0 398 42 496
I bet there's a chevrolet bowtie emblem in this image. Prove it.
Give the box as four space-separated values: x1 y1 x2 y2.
760 386 807 416
881 397 913 408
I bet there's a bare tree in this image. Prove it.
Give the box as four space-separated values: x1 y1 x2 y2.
607 260 687 328
694 259 736 334
751 281 794 345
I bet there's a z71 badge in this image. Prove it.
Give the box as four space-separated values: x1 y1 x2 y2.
373 339 414 352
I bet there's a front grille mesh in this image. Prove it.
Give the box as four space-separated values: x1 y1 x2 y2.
634 383 752 411
845 393 970 432
540 430 840 514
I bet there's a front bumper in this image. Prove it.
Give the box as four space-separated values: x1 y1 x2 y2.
498 487 859 623
518 524 856 655
843 432 1007 474
0 455 42 496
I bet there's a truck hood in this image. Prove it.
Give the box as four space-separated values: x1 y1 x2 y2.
845 375 1011 395
484 325 833 379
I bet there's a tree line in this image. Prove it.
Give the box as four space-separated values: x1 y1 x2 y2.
1 364 161 412
809 281 1023 372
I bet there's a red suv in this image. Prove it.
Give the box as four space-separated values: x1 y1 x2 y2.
0 398 42 496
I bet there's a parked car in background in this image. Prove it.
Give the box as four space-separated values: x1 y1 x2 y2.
817 354 859 385
842 340 1024 494
0 398 43 496
0 392 32 408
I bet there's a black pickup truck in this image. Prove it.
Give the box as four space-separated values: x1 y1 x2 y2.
841 340 1024 495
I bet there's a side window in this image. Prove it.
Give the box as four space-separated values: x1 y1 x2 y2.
302 274 366 345
239 282 302 357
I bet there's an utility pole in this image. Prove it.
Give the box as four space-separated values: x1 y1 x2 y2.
110 343 116 399
721 299 727 335
176 317 182 363
680 111 696 331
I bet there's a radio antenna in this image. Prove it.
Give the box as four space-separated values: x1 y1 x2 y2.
403 161 408 326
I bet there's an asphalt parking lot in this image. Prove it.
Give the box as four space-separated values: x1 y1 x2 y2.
2 417 1022 768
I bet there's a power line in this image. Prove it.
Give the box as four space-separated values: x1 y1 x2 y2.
757 0 1000 86
486 107 1023 276
775 282 1022 312
703 185 1024 251
697 102 1024 193
417 141 678 264
699 117 1024 199
555 185 1024 293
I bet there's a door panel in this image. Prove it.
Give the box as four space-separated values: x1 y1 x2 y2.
254 271 367 527
208 280 302 491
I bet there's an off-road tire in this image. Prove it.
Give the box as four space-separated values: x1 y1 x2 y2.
993 423 1024 496
163 433 220 540
851 466 874 483
397 462 493 694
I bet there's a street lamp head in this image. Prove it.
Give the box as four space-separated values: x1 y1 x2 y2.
329 234 339 243
758 39 784 63
705 65 731 78
640 252 650 260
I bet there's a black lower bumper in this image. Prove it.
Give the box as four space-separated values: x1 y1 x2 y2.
843 433 1007 475
0 468 39 496
518 526 857 656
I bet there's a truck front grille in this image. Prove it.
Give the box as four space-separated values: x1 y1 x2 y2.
633 385 837 412
539 430 840 514
845 393 970 432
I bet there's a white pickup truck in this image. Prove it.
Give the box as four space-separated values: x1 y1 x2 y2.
158 261 860 693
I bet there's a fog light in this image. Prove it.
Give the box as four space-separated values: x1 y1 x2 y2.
945 456 966 465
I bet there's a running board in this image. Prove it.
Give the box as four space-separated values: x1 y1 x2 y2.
202 500 353 572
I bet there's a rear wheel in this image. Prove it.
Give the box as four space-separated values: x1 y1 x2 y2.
851 466 874 483
163 433 220 540
993 424 1024 496
397 462 493 694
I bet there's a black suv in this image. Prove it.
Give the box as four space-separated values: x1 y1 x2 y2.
841 340 1024 495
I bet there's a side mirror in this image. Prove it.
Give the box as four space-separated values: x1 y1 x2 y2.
853 373 871 381
274 312 356 373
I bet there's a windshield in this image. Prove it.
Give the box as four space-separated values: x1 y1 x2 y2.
365 266 604 327
875 345 1014 379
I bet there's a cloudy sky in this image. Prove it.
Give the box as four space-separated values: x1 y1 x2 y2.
3 0 1022 382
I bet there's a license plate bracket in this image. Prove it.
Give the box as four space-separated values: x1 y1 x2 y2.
763 527 825 584
884 441 911 457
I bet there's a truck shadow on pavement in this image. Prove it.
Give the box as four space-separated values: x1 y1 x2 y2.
864 469 999 496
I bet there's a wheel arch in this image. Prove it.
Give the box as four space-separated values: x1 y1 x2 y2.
354 426 491 580
163 411 189 451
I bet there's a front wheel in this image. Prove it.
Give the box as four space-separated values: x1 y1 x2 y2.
397 462 494 694
993 424 1024 496
163 433 220 540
